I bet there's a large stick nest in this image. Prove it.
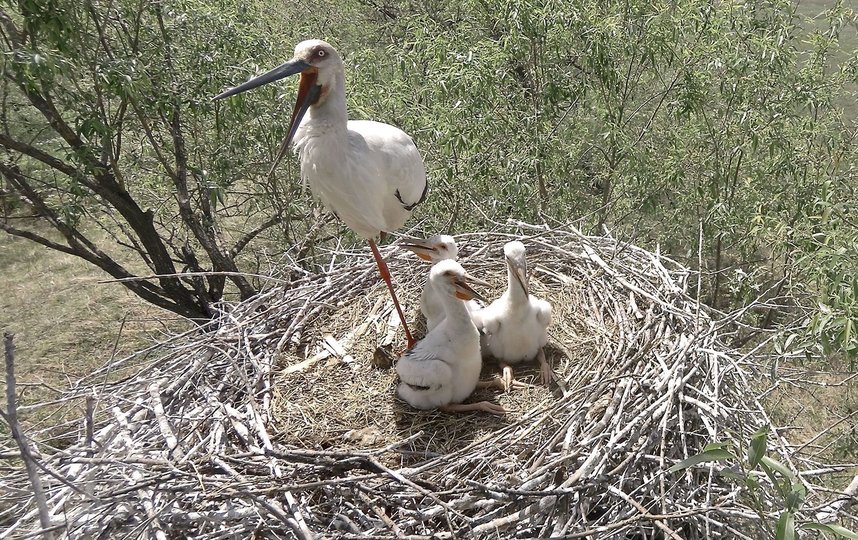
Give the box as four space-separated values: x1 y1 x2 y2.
1 222 822 538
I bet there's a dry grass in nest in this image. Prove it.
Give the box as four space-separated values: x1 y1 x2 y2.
4 222 856 539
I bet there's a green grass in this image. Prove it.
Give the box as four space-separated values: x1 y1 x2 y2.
0 221 186 413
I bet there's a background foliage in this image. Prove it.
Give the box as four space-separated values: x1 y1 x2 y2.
1 0 856 354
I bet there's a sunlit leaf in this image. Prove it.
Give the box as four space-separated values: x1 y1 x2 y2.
801 523 858 539
748 426 768 468
668 448 735 473
775 511 795 540
703 441 733 452
760 456 796 480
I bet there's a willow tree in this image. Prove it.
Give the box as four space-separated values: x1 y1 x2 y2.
0 0 308 319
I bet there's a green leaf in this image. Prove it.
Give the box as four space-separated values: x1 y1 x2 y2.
718 469 743 482
760 456 796 499
760 456 795 480
800 523 858 539
785 488 804 512
748 426 768 468
744 475 761 490
703 441 733 452
783 333 797 352
776 511 795 540
668 448 734 473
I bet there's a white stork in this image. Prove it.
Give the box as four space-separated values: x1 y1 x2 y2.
396 259 505 415
472 241 553 390
214 39 427 348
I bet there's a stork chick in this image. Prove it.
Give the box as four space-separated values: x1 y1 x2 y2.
474 241 552 390
401 235 480 332
396 260 505 415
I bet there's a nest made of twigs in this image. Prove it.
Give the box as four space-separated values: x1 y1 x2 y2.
2 221 832 539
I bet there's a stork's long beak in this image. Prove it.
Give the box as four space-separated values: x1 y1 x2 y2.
213 58 322 174
400 238 438 262
506 256 529 295
213 58 313 100
453 273 490 303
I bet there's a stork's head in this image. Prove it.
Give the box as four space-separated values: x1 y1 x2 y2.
288 39 345 104
429 260 488 303
401 234 459 263
503 241 529 295
212 39 344 167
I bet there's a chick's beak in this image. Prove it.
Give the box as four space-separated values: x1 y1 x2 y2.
453 272 489 303
400 239 438 262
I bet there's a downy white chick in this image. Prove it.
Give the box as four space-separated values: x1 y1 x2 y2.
401 235 480 332
396 260 505 415
473 241 552 390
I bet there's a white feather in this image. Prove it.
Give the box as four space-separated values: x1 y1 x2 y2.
396 260 483 410
474 241 552 364
291 42 427 239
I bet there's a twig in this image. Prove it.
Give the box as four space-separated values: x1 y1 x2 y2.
1 332 55 539
816 473 858 523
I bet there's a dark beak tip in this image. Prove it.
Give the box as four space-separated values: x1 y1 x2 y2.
211 88 236 101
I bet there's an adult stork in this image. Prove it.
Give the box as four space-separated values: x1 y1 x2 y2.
214 39 427 348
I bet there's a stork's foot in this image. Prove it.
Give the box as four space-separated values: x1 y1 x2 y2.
394 338 417 359
537 348 552 385
476 377 529 391
440 401 506 416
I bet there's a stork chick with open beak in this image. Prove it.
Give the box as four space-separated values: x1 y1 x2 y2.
472 241 553 390
396 260 505 415
214 39 428 350
401 235 482 333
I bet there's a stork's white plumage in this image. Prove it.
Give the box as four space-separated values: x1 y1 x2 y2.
214 39 427 348
473 241 553 390
401 235 481 332
396 260 505 415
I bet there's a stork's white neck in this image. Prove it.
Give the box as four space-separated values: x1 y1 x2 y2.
442 293 475 326
506 266 529 302
305 70 348 131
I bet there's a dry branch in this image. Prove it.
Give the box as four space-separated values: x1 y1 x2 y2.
2 332 54 539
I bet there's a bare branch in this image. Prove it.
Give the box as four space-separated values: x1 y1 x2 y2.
151 2 255 301
230 215 285 258
2 333 55 539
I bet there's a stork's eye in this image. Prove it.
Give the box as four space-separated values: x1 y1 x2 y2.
317 49 326 58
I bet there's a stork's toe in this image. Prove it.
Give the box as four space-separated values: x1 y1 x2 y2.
477 401 507 415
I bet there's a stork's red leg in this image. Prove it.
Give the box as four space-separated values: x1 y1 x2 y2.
369 239 415 349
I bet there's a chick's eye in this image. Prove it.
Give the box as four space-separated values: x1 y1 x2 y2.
317 49 326 57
